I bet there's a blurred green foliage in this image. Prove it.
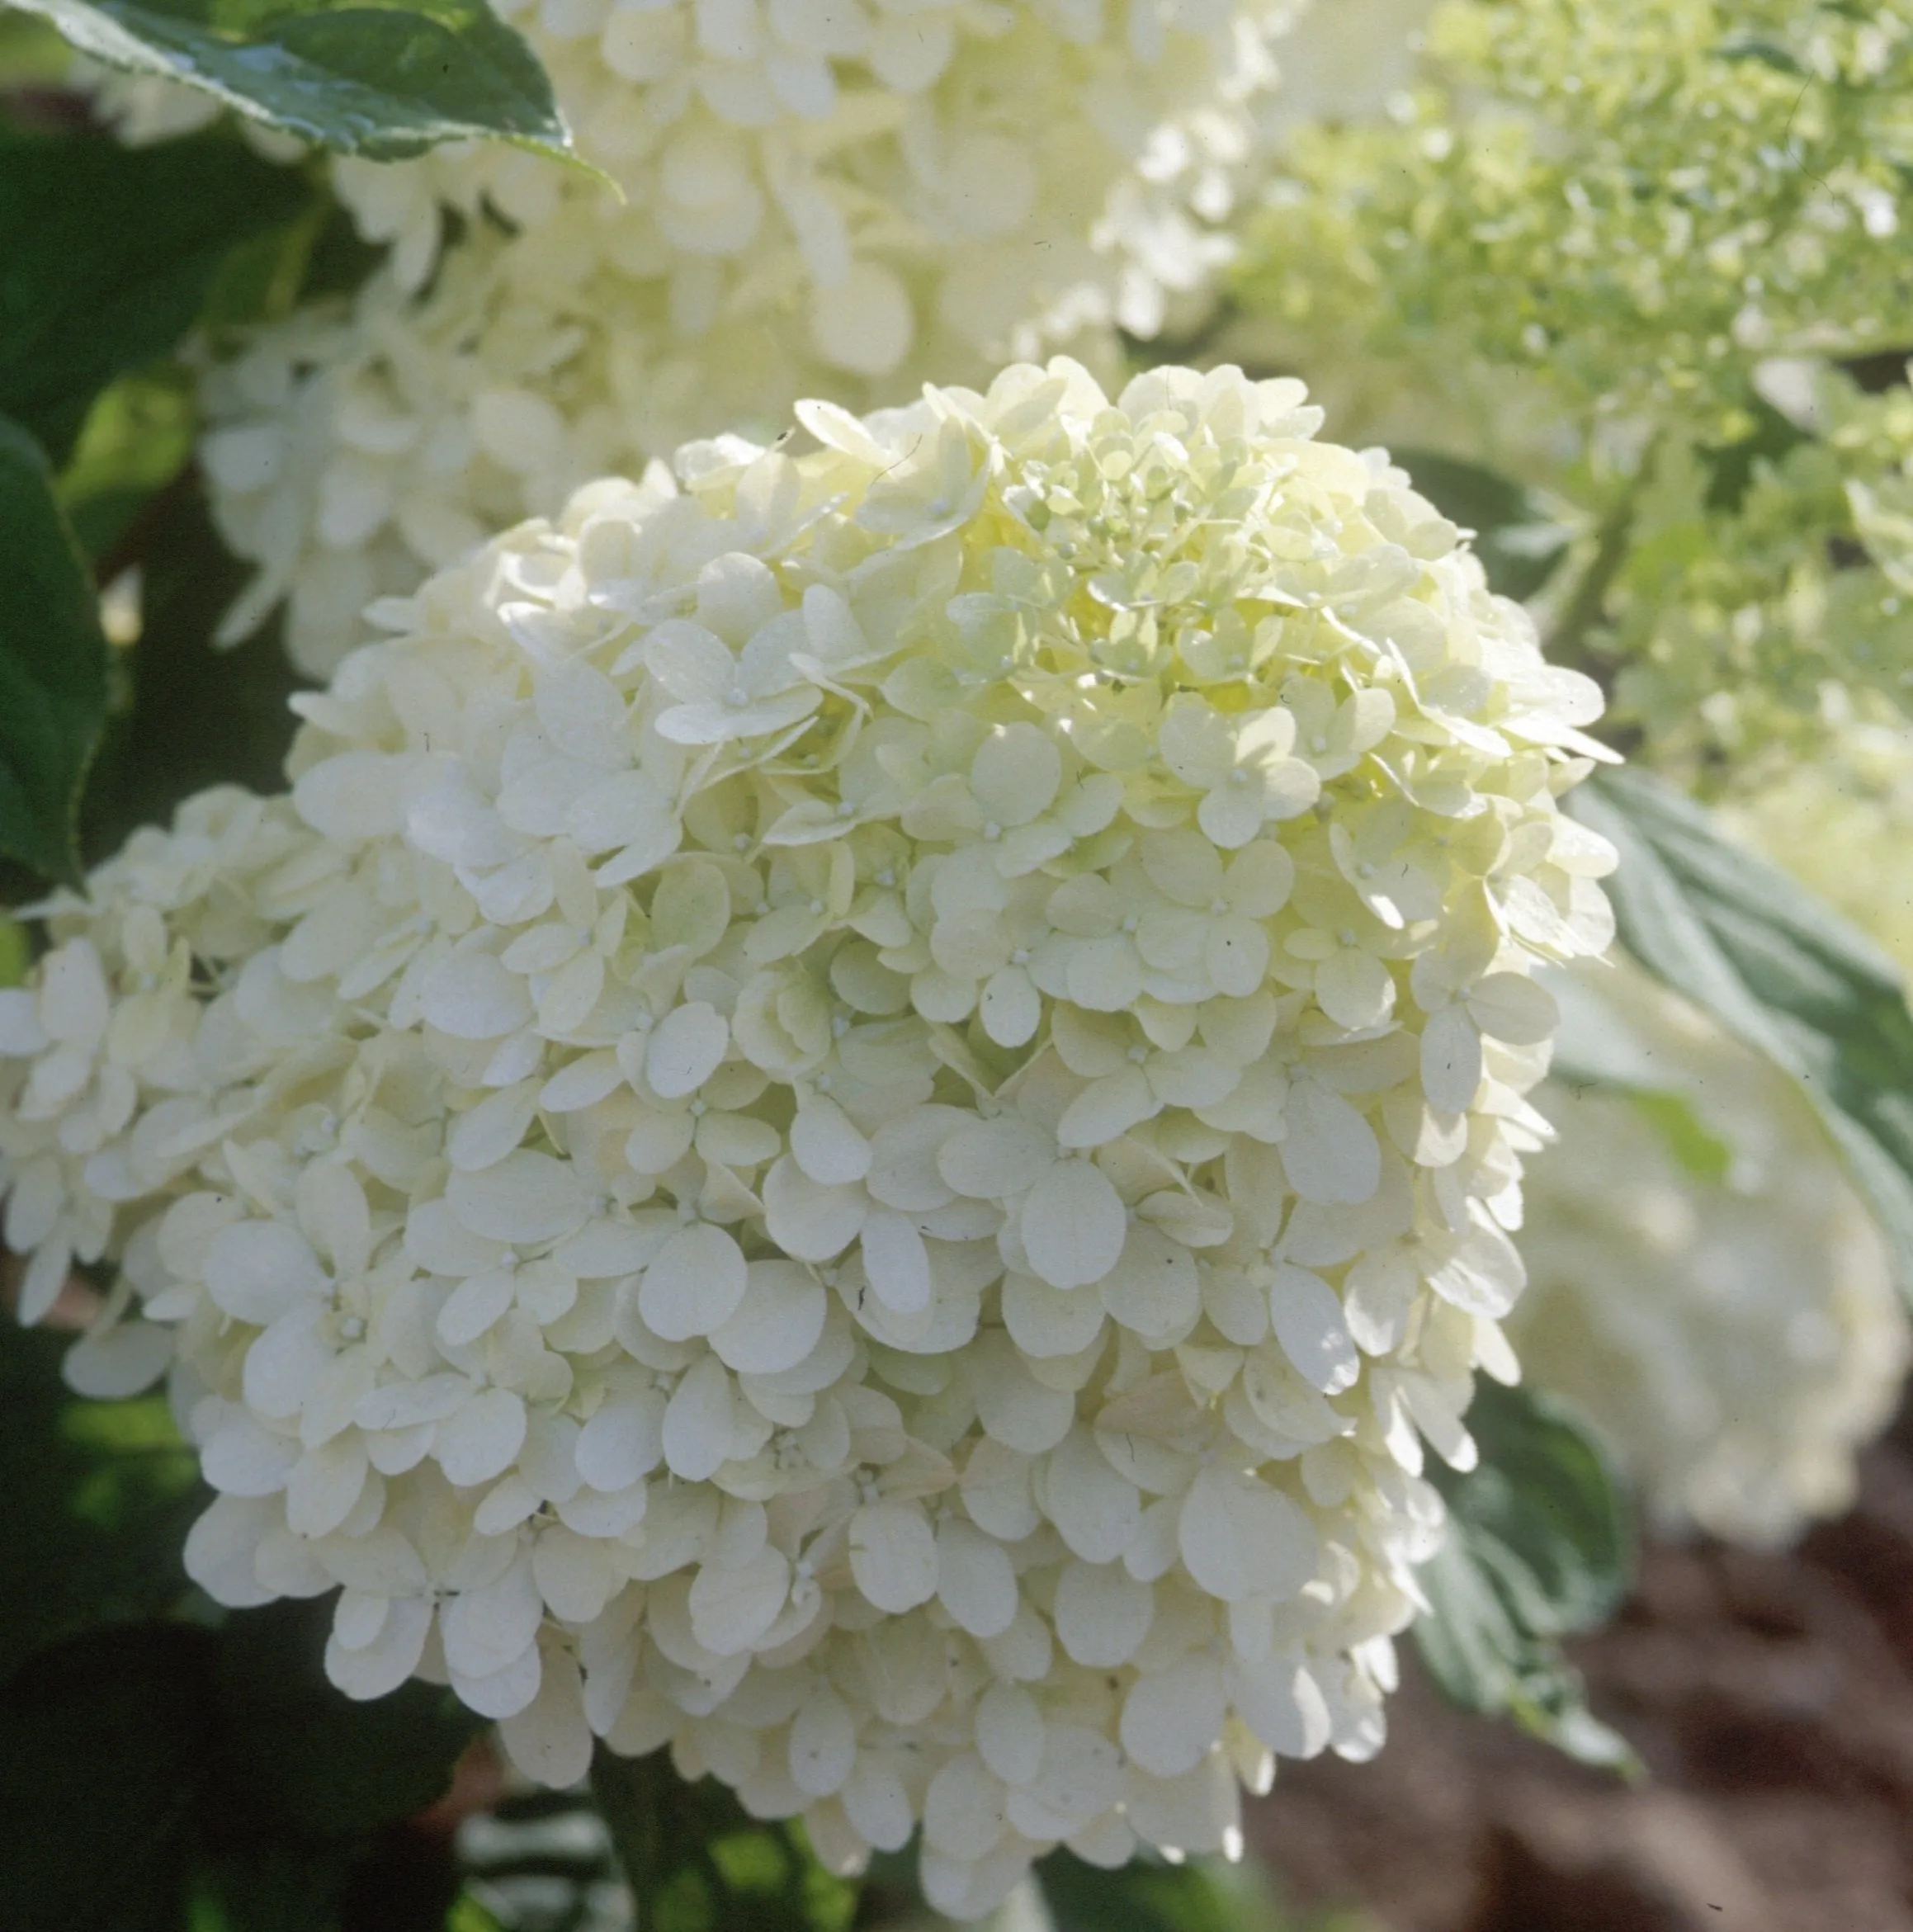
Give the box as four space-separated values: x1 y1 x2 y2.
0 1325 200 1683
0 417 106 883
1416 1382 1637 1772
1576 767 1913 1302
0 116 324 888
0 127 315 464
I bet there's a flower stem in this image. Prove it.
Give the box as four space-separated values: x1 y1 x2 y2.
590 1744 674 1914
1546 441 1660 679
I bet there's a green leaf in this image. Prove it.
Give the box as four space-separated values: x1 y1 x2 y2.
58 366 199 563
17 0 577 163
1698 394 1810 515
0 6 70 85
0 1611 465 1932
1569 764 1913 1298
0 1622 220 1932
1394 449 1575 602
0 1325 204 1684
215 1596 486 1840
1713 36 1807 76
190 1844 357 1932
78 475 309 866
1451 1383 1631 1633
0 912 26 984
0 414 109 886
0 129 314 464
1415 1382 1637 1771
446 1899 508 1932
1624 1088 1734 1184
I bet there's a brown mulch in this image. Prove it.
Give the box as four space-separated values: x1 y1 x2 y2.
1249 1406 1913 1932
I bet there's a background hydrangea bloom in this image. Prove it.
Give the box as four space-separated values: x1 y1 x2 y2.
1 361 1611 1915
1720 716 1913 980
1511 961 1910 1547
1234 0 1913 778
97 0 1315 677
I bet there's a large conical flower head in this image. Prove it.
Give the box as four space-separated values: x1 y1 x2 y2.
0 360 1614 1917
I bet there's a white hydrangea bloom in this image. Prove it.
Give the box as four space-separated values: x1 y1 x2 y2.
82 68 227 143
165 0 1310 676
1254 0 1434 140
324 0 1294 338
1510 959 1909 1548
2 362 1613 1916
195 237 825 673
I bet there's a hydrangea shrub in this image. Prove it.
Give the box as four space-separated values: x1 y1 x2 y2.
0 361 1613 1915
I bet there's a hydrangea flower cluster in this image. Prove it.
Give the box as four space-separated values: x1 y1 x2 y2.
1250 0 1433 145
1511 962 1909 1547
1 361 1613 1915
192 235 831 671
101 0 1310 676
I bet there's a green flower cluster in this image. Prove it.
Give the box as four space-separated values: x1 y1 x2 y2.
1600 368 1913 770
1245 0 1913 433
1236 0 1913 777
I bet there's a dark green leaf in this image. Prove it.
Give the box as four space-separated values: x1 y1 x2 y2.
18 0 576 163
0 129 313 463
0 1622 220 1932
216 1596 486 1840
1698 394 1810 515
1394 449 1575 602
0 1325 204 1684
191 1843 358 1932
1450 1382 1631 1633
292 194 392 305
1415 1382 1637 1771
1569 765 1913 1298
79 475 309 866
196 191 366 333
1713 37 1806 75
0 415 109 886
